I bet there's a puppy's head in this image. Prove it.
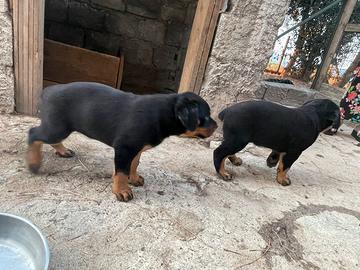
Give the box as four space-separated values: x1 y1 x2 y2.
303 99 340 132
175 92 217 138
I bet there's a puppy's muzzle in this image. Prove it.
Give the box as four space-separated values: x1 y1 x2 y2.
181 118 218 138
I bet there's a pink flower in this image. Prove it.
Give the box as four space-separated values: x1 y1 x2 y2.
353 106 360 113
348 91 358 101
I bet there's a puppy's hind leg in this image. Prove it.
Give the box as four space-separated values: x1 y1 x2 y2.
266 150 280 168
276 151 302 186
27 127 44 174
52 143 75 158
27 124 72 173
214 142 246 181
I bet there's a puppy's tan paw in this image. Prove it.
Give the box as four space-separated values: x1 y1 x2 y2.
113 188 134 202
129 175 144 187
220 171 233 181
229 156 242 166
55 149 75 158
276 175 291 186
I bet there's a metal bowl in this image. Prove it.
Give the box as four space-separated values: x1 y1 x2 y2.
0 213 50 270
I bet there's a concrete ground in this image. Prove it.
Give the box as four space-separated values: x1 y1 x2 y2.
0 114 360 270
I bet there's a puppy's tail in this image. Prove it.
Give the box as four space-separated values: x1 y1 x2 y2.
218 109 227 121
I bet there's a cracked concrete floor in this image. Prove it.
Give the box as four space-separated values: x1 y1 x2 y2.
0 114 360 270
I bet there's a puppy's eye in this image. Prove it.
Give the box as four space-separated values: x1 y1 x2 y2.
199 116 210 126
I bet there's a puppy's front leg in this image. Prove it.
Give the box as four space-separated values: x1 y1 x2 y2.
112 172 133 202
128 145 152 187
276 151 302 186
112 146 138 202
129 152 144 187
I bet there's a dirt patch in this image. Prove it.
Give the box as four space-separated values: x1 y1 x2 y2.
259 204 360 269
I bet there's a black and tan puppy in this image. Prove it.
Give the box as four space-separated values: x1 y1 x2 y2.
27 82 217 201
214 99 339 185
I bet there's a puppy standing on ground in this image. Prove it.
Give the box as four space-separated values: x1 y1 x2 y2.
214 99 339 185
27 82 217 201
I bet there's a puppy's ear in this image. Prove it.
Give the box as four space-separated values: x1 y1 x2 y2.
175 96 199 131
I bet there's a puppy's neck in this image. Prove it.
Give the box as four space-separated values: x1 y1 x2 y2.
158 96 186 137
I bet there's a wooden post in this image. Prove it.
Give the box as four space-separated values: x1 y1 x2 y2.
13 0 45 115
311 0 357 90
276 36 290 74
178 0 224 94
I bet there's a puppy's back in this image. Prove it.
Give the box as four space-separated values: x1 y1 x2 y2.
219 100 309 150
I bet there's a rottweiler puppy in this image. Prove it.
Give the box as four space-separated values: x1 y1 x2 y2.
27 82 217 201
214 99 339 185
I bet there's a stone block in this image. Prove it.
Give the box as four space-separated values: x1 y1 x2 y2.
285 86 316 106
138 19 165 44
126 0 161 19
45 0 68 23
155 69 178 91
105 12 138 38
262 81 289 103
91 0 125 11
122 62 158 93
121 39 153 66
184 1 197 26
48 22 85 47
165 20 186 46
161 1 187 22
84 31 122 55
153 45 179 71
254 84 266 99
68 1 104 31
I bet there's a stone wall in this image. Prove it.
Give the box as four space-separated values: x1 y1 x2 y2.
45 0 197 93
0 0 14 113
200 0 291 115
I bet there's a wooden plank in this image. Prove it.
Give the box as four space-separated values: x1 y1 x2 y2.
43 80 58 88
312 0 357 89
13 0 19 111
13 0 45 115
116 54 125 89
178 0 217 93
20 0 29 113
345 23 360 33
32 0 45 115
194 0 224 93
28 0 34 114
44 39 121 87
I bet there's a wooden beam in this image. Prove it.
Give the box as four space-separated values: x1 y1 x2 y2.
345 23 360 32
312 0 357 90
178 0 223 93
13 0 45 115
194 0 224 93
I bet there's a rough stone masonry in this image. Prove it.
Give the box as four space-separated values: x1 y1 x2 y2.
0 0 14 114
200 0 291 115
